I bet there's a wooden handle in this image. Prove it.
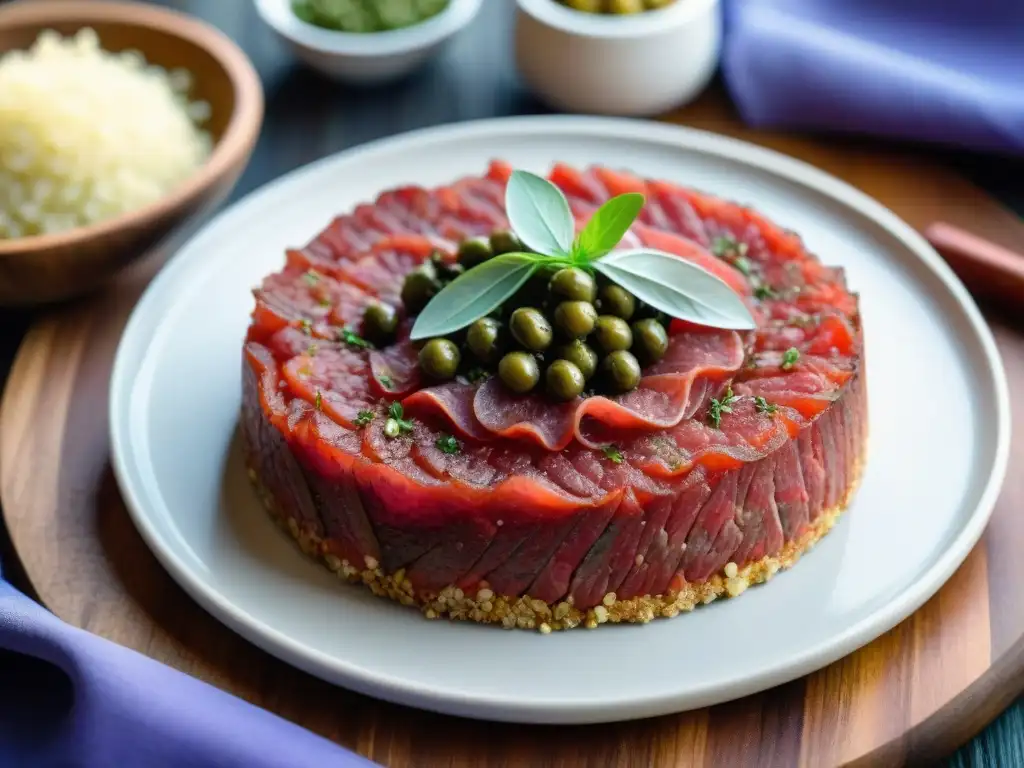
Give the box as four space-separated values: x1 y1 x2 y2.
925 221 1024 305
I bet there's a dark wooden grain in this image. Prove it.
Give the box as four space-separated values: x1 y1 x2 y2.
3 1 1024 766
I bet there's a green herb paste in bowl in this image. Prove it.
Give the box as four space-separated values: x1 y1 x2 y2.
292 0 451 33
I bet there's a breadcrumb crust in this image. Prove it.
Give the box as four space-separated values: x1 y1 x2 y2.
246 455 864 632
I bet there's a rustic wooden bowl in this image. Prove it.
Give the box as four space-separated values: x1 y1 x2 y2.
0 0 264 306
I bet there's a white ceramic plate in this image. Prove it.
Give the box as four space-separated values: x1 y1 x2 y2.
110 117 1009 724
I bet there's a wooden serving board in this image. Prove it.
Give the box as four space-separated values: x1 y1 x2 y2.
4 94 1024 767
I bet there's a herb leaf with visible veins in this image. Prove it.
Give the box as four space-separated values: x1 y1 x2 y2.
708 386 738 429
602 444 624 464
388 402 414 434
410 170 756 340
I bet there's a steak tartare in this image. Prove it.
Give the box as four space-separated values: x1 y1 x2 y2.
242 161 866 631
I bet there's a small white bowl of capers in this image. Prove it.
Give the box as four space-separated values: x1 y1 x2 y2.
514 0 722 116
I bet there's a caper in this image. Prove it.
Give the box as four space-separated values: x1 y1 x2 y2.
466 317 505 364
418 338 460 380
632 318 669 365
546 360 586 402
601 350 642 393
553 301 598 339
401 266 440 314
593 315 633 353
490 230 524 255
383 418 401 438
457 237 493 269
598 284 636 320
509 307 553 351
549 267 597 302
608 0 644 12
555 340 599 380
498 351 540 394
362 302 398 345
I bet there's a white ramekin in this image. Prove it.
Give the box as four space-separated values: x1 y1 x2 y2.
514 0 722 116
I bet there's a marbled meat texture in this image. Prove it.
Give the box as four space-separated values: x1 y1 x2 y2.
242 161 865 610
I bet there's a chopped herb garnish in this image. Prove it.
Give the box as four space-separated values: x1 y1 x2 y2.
781 347 800 370
298 365 312 377
314 390 323 410
711 236 747 259
306 343 319 356
732 255 753 276
339 327 374 350
708 385 738 429
792 313 819 329
602 444 624 464
377 373 394 389
387 402 414 434
303 271 320 286
298 318 313 335
754 283 778 300
354 410 374 427
436 434 461 455
754 396 778 416
317 295 332 307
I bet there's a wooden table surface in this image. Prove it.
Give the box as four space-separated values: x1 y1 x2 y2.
1 1 1023 766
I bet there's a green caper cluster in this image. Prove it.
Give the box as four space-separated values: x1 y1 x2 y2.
406 233 671 401
559 0 676 14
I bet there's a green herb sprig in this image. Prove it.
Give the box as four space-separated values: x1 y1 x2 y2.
410 170 755 341
436 434 461 455
339 327 374 350
602 444 624 464
383 402 414 439
708 386 738 429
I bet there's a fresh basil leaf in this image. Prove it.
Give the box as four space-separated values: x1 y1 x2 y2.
576 192 644 259
505 170 574 256
410 254 538 340
593 249 756 330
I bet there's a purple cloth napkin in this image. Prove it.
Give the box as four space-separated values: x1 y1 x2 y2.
722 0 1024 155
0 579 375 767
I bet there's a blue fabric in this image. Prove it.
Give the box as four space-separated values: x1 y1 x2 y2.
0 574 374 767
722 0 1024 154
